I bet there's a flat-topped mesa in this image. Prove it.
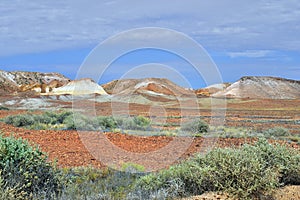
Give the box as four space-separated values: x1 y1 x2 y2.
213 76 300 99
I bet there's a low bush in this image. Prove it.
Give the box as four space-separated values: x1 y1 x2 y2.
0 135 61 198
0 106 9 110
96 116 118 130
121 162 145 173
3 111 74 129
4 114 35 127
116 116 151 131
133 115 151 130
59 167 141 200
181 119 209 134
63 113 97 131
263 127 291 137
133 138 300 199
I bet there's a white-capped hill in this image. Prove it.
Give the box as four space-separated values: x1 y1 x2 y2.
213 76 300 99
51 78 108 95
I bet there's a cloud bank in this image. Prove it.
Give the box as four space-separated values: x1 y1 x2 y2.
1 0 300 56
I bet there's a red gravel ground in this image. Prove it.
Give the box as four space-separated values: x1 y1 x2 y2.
0 97 299 169
0 121 298 169
0 107 299 199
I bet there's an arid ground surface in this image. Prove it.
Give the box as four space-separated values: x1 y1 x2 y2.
0 98 299 168
0 98 299 199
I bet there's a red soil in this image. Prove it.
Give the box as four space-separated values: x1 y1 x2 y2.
0 121 298 169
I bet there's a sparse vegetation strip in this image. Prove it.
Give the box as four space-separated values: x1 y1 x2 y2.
0 135 299 200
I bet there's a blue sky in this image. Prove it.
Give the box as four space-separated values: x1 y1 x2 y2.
0 0 300 88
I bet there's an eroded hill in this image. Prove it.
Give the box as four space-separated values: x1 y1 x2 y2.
212 76 300 99
0 70 70 94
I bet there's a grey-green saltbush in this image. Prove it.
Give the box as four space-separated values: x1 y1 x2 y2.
263 127 291 137
181 119 209 134
3 111 152 132
134 138 300 200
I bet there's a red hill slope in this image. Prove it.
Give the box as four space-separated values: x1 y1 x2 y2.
102 78 194 99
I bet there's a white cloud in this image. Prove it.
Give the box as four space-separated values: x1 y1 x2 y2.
0 0 300 56
211 27 247 35
227 50 273 58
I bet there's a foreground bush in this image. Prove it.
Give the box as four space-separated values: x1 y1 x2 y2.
0 135 61 198
0 135 299 200
133 138 300 199
59 167 141 200
0 172 26 200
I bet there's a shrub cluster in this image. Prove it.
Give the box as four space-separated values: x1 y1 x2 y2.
0 135 61 199
3 111 73 130
3 111 152 132
263 127 291 137
0 135 299 200
0 106 9 110
63 114 151 131
59 167 142 200
133 138 300 199
181 119 209 134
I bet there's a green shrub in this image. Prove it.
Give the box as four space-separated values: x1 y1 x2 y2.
3 111 74 130
35 111 73 125
0 106 9 110
121 162 145 173
3 111 152 132
64 114 118 131
263 127 291 137
181 119 209 134
54 111 73 124
116 117 136 130
4 114 35 127
133 115 151 130
134 138 300 199
60 167 141 200
96 116 118 130
63 113 96 131
113 116 151 131
29 123 49 130
0 135 61 198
